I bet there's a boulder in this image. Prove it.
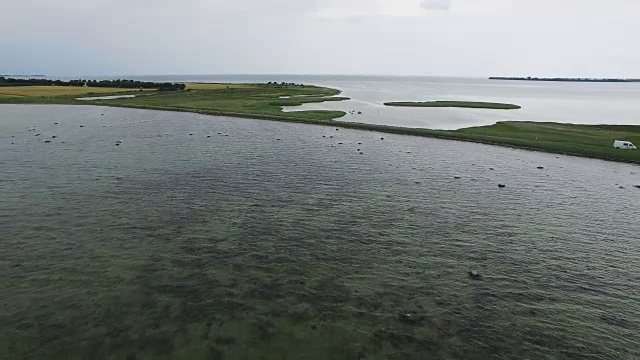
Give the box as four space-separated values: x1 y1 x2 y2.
398 313 426 325
468 271 482 280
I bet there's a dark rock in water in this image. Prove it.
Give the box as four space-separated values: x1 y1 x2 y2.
277 138 282 141
102 126 106 128
224 134 229 137
358 111 362 114
218 132 222 135
44 140 51 143
537 166 545 169
398 313 426 325
454 176 461 179
338 142 343 145
601 313 637 329
357 142 362 145
498 184 506 188
336 128 340 131
322 135 326 138
61 142 65 144
52 136 56 138
380 137 384 140
359 152 363 155
489 167 494 170
80 125 84 128
468 271 482 280
207 135 211 138
414 181 421 184
54 122 58 125
634 185 640 189
189 133 193 136
619 186 625 189
357 149 361 151
329 136 334 139
34 133 41 136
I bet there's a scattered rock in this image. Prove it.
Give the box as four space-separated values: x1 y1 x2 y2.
358 111 362 114
498 184 506 188
468 271 482 280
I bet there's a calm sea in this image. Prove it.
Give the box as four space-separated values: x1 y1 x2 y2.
1 104 638 358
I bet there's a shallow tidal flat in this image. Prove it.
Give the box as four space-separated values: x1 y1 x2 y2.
1 104 639 359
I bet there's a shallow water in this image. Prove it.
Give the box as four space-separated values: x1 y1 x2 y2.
1 104 639 359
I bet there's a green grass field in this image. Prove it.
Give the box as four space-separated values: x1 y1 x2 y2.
455 121 640 162
384 101 522 110
1 84 638 163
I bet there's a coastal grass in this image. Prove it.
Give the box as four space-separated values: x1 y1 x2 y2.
0 86 152 98
456 121 640 162
384 101 522 110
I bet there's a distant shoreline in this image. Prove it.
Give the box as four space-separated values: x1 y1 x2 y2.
489 77 640 83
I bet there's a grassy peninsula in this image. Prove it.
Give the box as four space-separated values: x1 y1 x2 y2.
1 82 638 164
384 101 521 110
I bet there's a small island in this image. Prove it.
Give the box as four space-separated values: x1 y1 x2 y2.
384 101 521 110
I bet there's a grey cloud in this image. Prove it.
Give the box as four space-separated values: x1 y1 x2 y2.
420 0 450 11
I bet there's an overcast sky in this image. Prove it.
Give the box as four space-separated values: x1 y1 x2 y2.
1 0 638 77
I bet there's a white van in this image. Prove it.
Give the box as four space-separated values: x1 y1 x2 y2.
613 140 637 150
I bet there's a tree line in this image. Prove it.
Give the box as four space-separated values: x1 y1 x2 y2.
0 77 186 90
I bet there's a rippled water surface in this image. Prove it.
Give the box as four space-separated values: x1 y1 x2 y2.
1 105 639 359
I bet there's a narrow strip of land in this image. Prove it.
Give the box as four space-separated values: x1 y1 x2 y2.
1 82 638 164
490 77 640 83
384 101 521 110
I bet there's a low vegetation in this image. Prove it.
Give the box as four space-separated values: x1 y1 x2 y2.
384 101 521 110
